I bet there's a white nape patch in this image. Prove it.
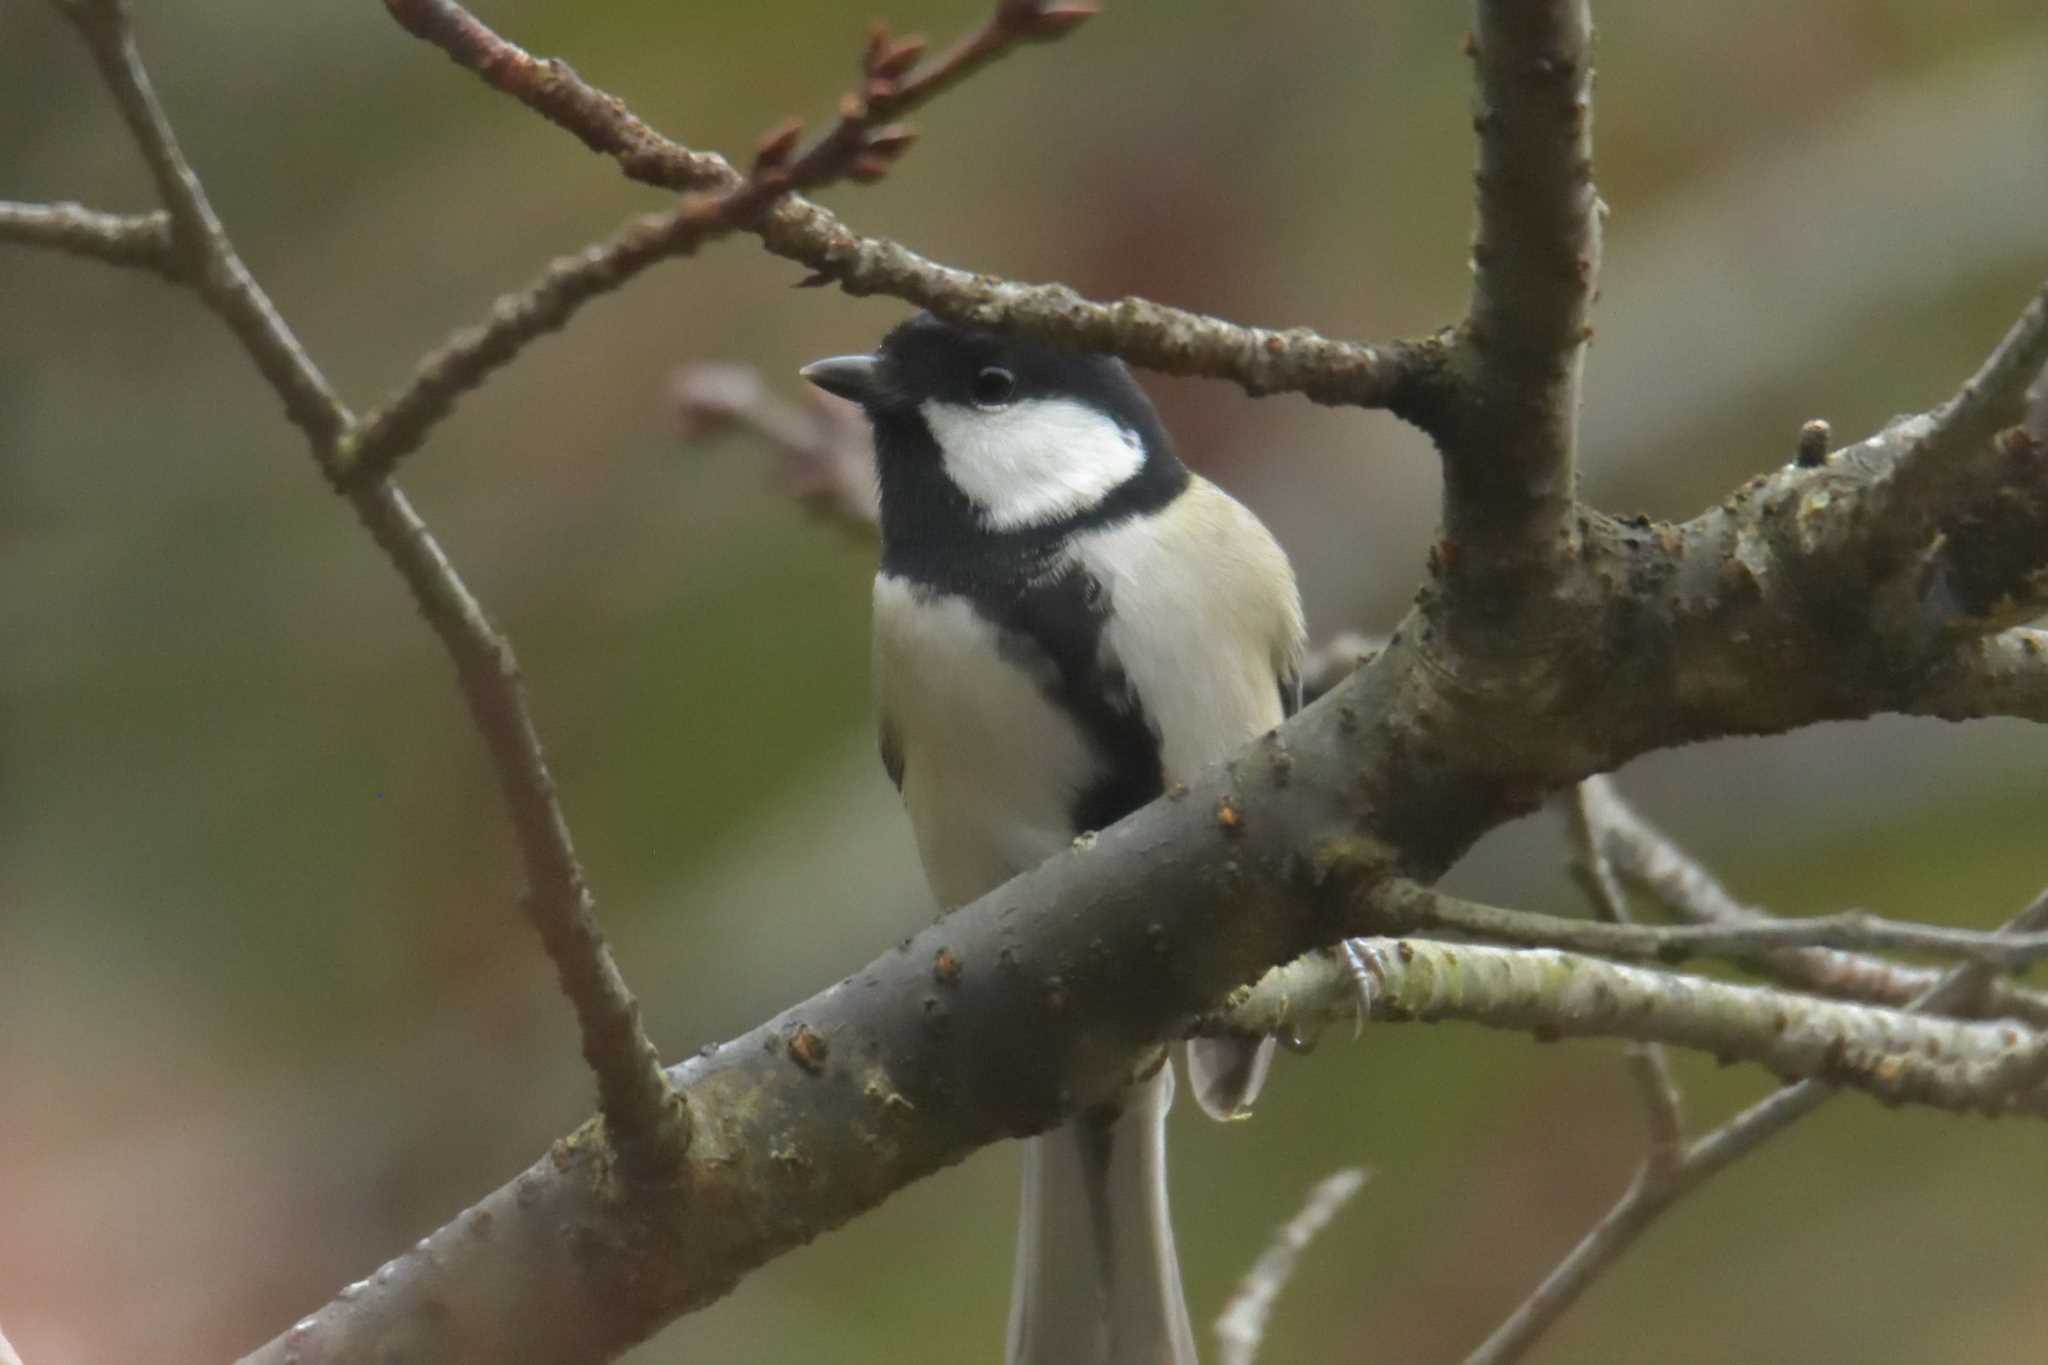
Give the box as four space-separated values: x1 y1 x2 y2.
921 397 1146 530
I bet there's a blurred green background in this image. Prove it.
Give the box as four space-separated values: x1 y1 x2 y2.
5 2 2048 1362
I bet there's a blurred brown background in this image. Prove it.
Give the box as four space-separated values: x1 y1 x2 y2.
4 2 2047 1362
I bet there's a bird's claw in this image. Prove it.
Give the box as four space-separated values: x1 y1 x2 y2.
1338 938 1377 1039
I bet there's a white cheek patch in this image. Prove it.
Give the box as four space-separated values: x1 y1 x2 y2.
921 397 1146 530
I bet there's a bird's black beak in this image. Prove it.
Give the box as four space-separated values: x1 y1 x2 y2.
799 353 884 405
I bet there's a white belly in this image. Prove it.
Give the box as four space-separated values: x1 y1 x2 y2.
873 573 1103 910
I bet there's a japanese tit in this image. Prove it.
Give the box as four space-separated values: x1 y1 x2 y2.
803 314 1306 1365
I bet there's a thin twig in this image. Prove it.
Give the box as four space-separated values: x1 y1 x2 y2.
58 0 350 464
1372 878 2048 972
380 0 734 191
1580 776 2048 1026
342 0 1093 486
374 0 1449 421
1567 784 1683 1172
671 363 881 535
348 484 689 1180
1891 281 2048 498
0 199 178 277
53 0 686 1183
1214 1168 1370 1365
1462 889 2048 1365
1217 938 2048 1118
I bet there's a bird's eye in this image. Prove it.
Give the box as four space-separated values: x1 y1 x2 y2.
971 366 1017 407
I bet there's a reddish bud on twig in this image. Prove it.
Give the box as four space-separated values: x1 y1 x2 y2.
752 117 804 174
863 124 919 158
847 153 896 184
873 35 927 80
839 91 868 122
1020 2 1099 37
861 22 891 75
1796 419 1831 469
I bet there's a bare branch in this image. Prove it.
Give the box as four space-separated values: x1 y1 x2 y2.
1374 878 2048 972
375 0 1449 417
58 0 352 464
32 3 2048 1359
342 0 1095 486
1910 627 2048 727
50 0 684 1183
672 364 881 535
341 212 745 483
1463 888 2048 1365
0 199 177 277
1581 776 2048 1027
1567 785 1683 1172
380 0 734 190
1448 0 1599 578
1299 630 1384 703
1222 938 2048 1118
1213 1168 1370 1365
1890 282 2048 499
347 484 689 1181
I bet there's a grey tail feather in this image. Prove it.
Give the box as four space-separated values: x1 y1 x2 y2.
1185 1034 1277 1121
1005 1064 1198 1365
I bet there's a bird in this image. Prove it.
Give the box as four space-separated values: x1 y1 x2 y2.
803 313 1306 1365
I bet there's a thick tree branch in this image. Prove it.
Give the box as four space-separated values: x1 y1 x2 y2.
1911 627 2048 726
1444 0 1599 589
1462 888 2048 1365
0 199 177 277
49 0 684 1184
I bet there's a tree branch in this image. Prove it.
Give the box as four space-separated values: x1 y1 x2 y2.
672 365 881 535
1911 626 2048 725
0 199 177 277
50 0 684 1184
340 0 1096 486
1567 785 1684 1172
1581 775 2048 1027
1461 888 2048 1365
346 483 689 1182
1445 0 1599 586
1213 1168 1370 1365
374 0 1451 418
25 1 2047 1360
58 0 350 464
1376 878 2048 972
1223 937 2048 1118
